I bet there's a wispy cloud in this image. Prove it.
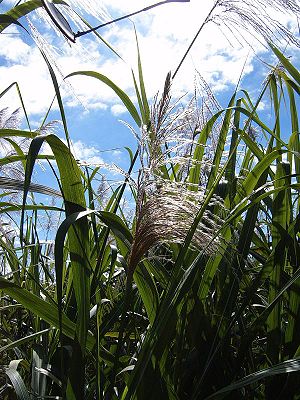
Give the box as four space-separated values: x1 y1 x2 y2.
41 138 104 165
0 0 298 118
111 104 127 116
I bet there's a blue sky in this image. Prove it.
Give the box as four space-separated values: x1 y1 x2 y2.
0 0 299 197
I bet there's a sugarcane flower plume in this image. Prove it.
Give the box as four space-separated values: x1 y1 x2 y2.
127 73 226 273
127 179 226 272
210 0 300 48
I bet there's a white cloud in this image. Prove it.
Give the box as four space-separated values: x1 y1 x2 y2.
71 140 103 163
111 104 127 116
112 149 122 156
87 101 108 110
0 0 298 118
0 34 57 115
0 32 31 63
256 100 267 112
41 138 104 165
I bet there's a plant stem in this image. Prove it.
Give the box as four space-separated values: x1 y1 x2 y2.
76 1 188 39
172 1 220 79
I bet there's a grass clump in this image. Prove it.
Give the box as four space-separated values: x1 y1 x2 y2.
0 1 300 399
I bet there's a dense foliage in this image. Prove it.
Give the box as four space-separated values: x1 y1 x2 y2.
0 1 300 399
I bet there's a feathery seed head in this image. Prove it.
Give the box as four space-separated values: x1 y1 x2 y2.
211 0 300 48
127 74 227 274
128 180 226 272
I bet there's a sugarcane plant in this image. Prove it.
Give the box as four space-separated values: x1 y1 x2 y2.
0 1 300 399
